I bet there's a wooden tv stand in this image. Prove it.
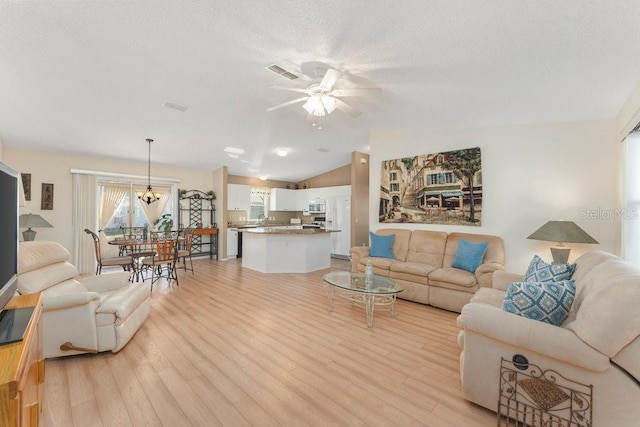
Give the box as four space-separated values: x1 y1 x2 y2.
0 293 44 426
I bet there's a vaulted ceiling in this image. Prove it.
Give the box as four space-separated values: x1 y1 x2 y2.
1 1 640 181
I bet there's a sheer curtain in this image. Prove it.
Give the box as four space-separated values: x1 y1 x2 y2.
72 173 98 275
135 184 170 227
623 132 640 266
99 183 129 257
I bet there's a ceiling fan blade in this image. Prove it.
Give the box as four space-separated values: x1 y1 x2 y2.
331 88 382 97
268 85 309 93
320 68 341 90
266 97 309 112
334 98 361 118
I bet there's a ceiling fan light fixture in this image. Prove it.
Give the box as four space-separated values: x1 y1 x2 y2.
303 93 337 117
276 148 289 157
320 94 336 114
303 95 325 116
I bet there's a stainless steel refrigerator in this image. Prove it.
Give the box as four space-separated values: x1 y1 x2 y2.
325 195 351 259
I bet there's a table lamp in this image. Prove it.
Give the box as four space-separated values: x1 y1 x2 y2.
527 220 598 264
19 213 53 241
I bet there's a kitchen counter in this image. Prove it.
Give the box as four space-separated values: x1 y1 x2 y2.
242 227 339 234
241 228 335 273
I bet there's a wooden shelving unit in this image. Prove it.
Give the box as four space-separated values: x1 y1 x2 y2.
178 189 218 259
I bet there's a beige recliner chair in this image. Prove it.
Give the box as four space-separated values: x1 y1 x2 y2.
18 241 150 358
457 251 640 425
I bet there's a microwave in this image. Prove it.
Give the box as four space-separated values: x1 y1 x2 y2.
308 200 325 214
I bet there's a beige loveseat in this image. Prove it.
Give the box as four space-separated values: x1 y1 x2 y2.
457 251 640 425
350 229 505 312
18 241 150 358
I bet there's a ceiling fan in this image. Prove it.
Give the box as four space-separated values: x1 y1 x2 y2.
266 68 381 120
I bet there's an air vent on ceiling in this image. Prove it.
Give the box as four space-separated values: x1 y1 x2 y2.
161 99 188 112
265 64 299 80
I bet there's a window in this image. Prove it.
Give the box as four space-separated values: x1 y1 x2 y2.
623 132 640 266
390 172 397 181
390 183 400 192
248 187 269 221
426 172 456 186
100 180 174 236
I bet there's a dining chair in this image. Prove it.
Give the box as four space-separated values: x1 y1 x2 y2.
84 229 134 276
149 230 179 242
119 226 148 255
177 228 195 274
141 237 179 291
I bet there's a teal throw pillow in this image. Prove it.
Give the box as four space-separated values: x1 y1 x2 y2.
369 232 395 259
523 255 576 282
451 238 488 273
502 280 576 326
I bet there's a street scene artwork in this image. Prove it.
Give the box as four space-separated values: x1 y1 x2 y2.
379 147 482 226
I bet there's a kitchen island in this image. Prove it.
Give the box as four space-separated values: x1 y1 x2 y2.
241 227 338 273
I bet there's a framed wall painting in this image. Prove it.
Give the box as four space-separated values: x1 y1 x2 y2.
21 173 31 201
379 147 482 226
41 183 54 210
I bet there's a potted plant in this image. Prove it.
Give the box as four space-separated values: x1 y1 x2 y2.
154 213 173 232
207 190 216 200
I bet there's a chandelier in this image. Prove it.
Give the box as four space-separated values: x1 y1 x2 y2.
137 138 161 205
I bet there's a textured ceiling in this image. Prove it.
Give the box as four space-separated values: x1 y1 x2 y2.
1 1 640 181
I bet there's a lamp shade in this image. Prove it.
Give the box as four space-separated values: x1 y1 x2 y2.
527 221 598 244
19 213 53 229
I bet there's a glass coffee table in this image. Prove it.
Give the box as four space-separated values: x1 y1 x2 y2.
322 271 403 328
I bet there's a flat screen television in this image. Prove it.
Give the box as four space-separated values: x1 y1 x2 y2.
0 161 18 313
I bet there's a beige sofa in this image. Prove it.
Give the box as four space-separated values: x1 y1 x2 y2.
457 251 640 425
18 241 150 358
350 229 505 312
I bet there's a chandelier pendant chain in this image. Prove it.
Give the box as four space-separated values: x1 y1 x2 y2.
147 138 152 189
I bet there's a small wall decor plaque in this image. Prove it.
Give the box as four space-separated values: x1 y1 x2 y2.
41 183 54 210
21 173 31 201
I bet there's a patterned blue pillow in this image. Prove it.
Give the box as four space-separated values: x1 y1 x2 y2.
524 255 576 282
502 280 576 326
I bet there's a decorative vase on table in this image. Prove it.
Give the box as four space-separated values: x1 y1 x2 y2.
365 258 373 287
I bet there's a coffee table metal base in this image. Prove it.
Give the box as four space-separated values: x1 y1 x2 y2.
322 282 399 328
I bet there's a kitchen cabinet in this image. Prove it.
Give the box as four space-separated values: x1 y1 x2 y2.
307 187 328 201
295 188 310 211
227 229 238 258
228 184 251 212
269 188 297 211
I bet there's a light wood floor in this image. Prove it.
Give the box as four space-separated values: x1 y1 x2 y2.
43 257 495 426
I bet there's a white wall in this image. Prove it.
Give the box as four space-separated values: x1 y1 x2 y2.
5 147 217 253
370 120 619 272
